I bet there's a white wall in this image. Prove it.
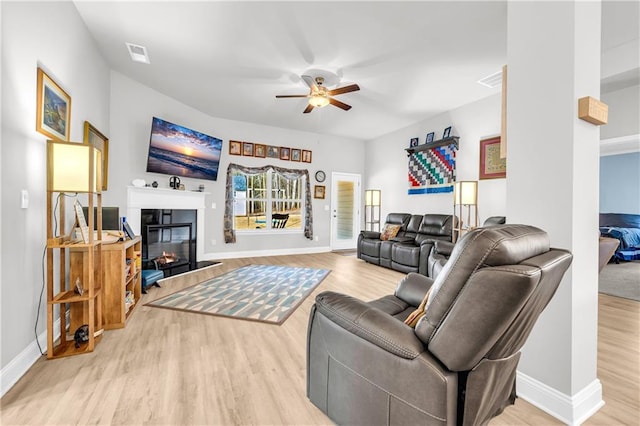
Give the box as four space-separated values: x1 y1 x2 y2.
600 152 640 214
601 84 640 139
365 93 505 223
107 72 365 257
1 1 110 375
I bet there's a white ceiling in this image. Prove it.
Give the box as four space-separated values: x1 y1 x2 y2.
73 1 639 142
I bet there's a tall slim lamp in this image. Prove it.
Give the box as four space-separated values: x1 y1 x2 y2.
453 180 478 242
364 189 381 231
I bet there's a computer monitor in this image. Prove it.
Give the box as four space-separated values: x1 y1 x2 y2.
82 206 120 230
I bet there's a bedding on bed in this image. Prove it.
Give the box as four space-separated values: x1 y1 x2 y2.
599 213 640 261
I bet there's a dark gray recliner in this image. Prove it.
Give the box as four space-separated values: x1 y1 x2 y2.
357 213 411 265
391 214 456 275
307 224 572 425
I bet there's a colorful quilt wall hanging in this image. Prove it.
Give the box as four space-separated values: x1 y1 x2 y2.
408 142 457 195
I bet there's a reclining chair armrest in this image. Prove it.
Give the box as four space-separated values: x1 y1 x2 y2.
360 230 381 239
390 236 414 243
434 240 455 256
314 291 425 359
394 272 434 306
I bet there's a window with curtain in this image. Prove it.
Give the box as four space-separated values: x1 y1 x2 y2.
224 163 313 243
232 170 303 231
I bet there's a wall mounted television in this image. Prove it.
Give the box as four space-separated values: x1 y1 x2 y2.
146 117 223 181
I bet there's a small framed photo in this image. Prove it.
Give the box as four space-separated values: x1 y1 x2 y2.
410 137 419 148
479 136 506 180
426 132 435 144
291 148 301 162
36 67 71 141
280 147 290 161
254 143 266 158
229 140 242 155
267 145 279 158
123 221 136 240
314 185 325 199
302 149 312 163
443 126 452 139
242 142 254 156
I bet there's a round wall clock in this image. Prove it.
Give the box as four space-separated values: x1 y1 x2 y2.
315 170 326 182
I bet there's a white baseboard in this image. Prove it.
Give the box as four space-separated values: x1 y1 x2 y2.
202 245 332 260
0 323 52 398
517 371 604 425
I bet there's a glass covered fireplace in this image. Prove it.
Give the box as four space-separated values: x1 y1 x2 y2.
141 209 197 277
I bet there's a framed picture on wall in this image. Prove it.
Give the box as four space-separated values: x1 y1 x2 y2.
479 136 506 179
36 67 71 141
267 145 279 158
229 140 242 155
302 149 312 163
254 143 266 158
314 185 325 199
242 142 254 156
410 137 419 147
83 121 109 190
443 126 452 139
280 147 290 160
291 148 301 162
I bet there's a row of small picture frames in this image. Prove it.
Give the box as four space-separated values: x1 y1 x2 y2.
229 140 312 163
409 126 452 147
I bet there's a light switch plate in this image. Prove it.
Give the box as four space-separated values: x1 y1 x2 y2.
21 190 29 209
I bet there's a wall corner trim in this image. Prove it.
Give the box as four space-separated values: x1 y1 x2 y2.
516 371 604 425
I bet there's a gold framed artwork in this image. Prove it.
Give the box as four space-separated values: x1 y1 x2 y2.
254 143 266 158
314 185 325 199
302 149 312 163
242 142 254 156
36 67 71 141
229 140 242 155
479 136 506 180
280 147 290 161
83 121 109 190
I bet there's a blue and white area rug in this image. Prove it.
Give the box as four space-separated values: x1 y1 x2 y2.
146 264 331 324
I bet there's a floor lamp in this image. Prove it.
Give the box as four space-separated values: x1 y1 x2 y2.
453 181 478 242
364 189 381 231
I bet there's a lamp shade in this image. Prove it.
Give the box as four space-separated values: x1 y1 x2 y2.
454 181 477 205
365 189 381 206
47 140 102 193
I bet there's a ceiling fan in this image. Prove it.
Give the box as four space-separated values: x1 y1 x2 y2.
276 75 360 114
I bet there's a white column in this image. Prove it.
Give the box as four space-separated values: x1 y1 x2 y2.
506 1 603 423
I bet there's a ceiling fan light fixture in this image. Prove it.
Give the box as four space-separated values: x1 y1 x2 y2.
309 95 330 108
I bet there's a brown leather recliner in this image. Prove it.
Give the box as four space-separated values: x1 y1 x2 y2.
307 224 572 425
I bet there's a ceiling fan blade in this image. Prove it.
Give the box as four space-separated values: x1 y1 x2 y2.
301 75 318 91
275 94 309 98
329 97 352 111
328 84 360 96
303 104 314 114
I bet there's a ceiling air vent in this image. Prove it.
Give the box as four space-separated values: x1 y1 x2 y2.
125 42 150 64
477 69 503 88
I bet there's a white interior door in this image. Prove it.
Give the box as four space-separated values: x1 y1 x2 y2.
330 172 361 250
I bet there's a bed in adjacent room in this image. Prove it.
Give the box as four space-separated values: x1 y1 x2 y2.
599 213 640 261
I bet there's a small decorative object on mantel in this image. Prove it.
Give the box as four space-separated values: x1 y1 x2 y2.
151 181 158 188
578 96 608 125
426 132 435 144
169 175 181 189
410 137 419 148
443 126 452 139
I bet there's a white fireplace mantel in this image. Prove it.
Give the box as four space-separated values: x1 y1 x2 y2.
126 186 208 261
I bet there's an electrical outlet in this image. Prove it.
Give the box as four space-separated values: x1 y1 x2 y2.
211 239 217 246
211 202 217 209
314 235 319 241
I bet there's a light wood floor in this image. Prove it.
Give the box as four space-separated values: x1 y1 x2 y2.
1 253 638 425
